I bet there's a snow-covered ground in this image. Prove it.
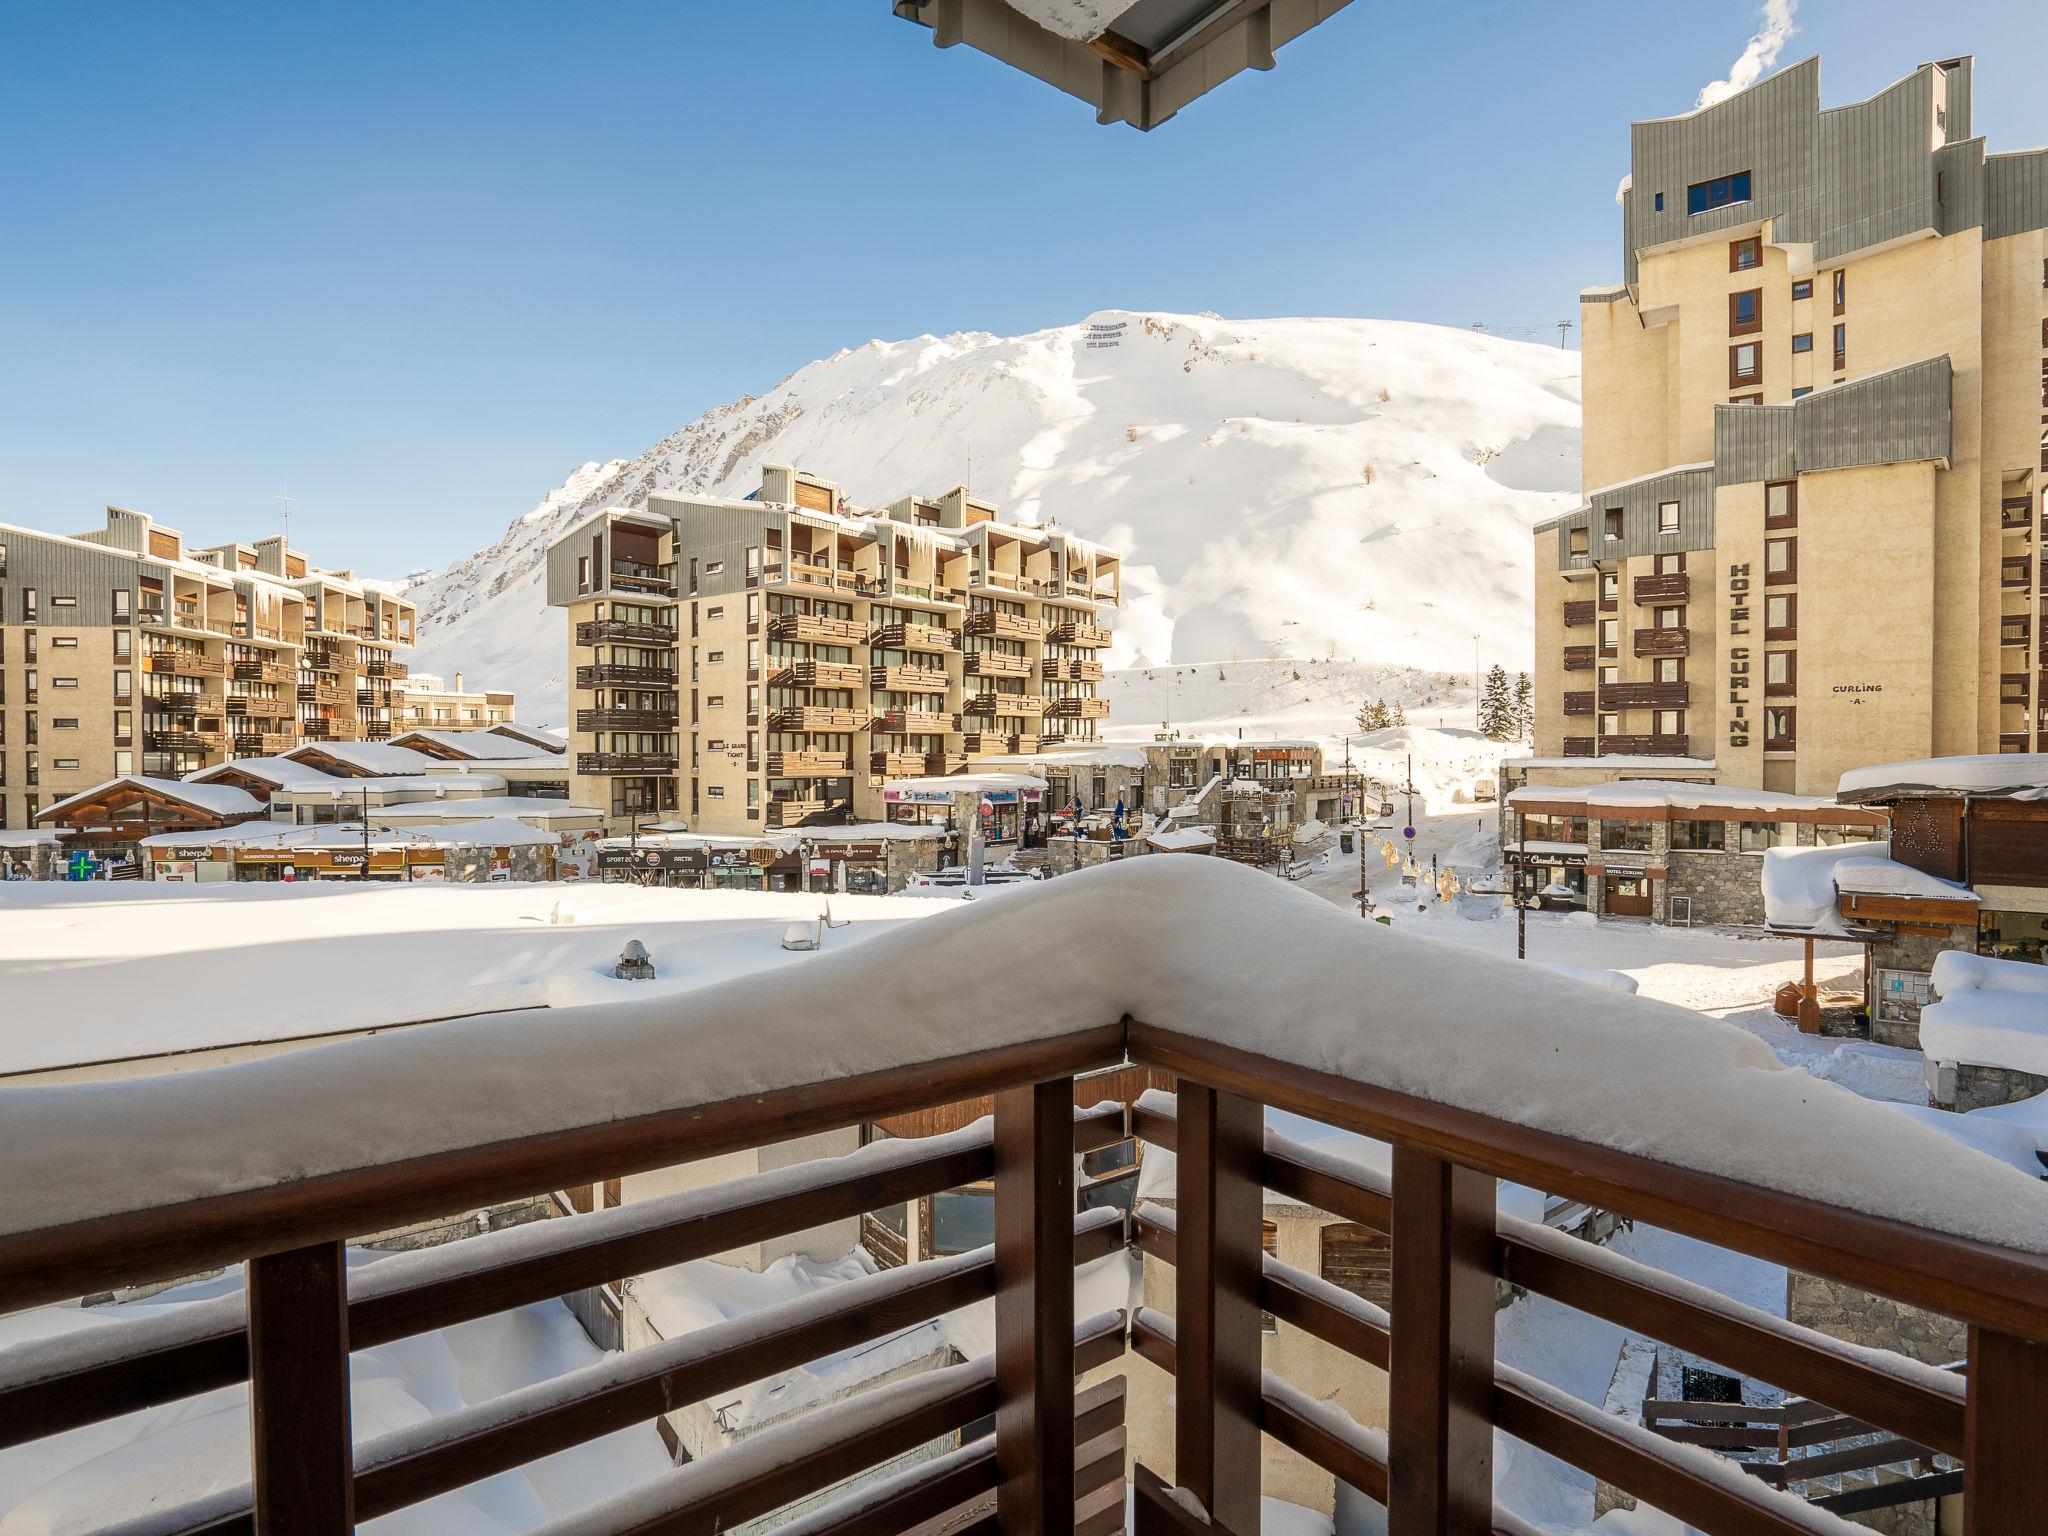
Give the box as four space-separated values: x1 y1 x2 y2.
394 310 1580 724
0 881 952 1076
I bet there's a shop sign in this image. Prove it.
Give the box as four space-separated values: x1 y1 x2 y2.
815 842 883 862
596 848 642 871
1726 560 1752 748
330 849 369 869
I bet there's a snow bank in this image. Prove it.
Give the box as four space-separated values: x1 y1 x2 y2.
1532 962 1638 995
1839 753 2048 802
1921 951 2048 1076
4 858 2046 1253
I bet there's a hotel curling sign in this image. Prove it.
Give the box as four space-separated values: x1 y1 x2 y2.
1726 561 1751 748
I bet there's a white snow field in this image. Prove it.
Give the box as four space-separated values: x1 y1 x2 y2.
0 881 949 1077
391 311 1580 724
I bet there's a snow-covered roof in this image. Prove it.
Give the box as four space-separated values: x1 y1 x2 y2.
187 756 340 791
1920 952 2048 1077
881 772 1047 796
970 746 1149 772
1759 841 1976 936
142 817 563 853
0 829 61 849
1508 756 1717 772
1509 779 1867 816
1838 754 2048 803
486 723 567 753
1145 827 1217 852
283 741 440 776
36 776 264 825
391 729 547 762
7 859 2046 1254
596 822 942 852
371 795 602 824
273 773 510 798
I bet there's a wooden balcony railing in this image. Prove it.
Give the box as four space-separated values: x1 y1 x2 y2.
871 749 929 777
576 707 679 732
1603 733 1691 756
965 612 1046 642
770 706 868 733
869 622 957 653
576 663 678 689
965 692 1048 718
961 731 1039 755
1563 735 1596 756
1044 658 1105 683
576 750 678 774
1044 696 1111 719
1599 681 1690 710
873 664 951 694
1562 691 1594 716
3 867 2045 1536
1049 621 1112 647
1633 573 1690 603
766 796 827 827
767 749 855 777
576 619 678 647
770 614 866 646
1563 646 1595 671
1562 600 1596 627
147 651 226 678
1633 628 1689 658
966 650 1034 679
872 707 954 734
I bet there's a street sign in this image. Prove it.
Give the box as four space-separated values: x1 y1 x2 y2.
1402 825 1416 841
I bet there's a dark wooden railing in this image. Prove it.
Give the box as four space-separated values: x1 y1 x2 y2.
1 1018 2045 1536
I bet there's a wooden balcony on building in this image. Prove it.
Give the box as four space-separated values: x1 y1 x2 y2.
770 707 867 733
157 692 222 716
964 611 1045 641
925 750 968 774
362 720 392 740
355 690 384 711
1562 691 1594 716
576 619 677 647
1562 600 1596 627
1042 657 1104 682
1999 557 2031 590
1563 735 1595 756
232 659 291 685
147 651 225 678
866 621 956 653
576 708 678 732
1633 628 1689 657
5 920 2043 1536
1633 572 1690 603
1562 645 1595 671
609 559 675 596
1998 732 2032 752
766 796 827 827
964 650 1032 678
1599 681 1690 710
871 707 954 734
963 692 1047 718
383 660 409 680
766 750 853 777
145 728 228 752
962 731 1038 754
869 750 927 778
234 731 298 755
771 660 865 691
1043 696 1110 719
769 614 865 646
1048 620 1112 647
871 664 950 694
1603 733 1691 757
300 719 335 740
226 695 295 718
576 663 677 689
576 751 678 775
297 682 343 706
1999 673 2030 705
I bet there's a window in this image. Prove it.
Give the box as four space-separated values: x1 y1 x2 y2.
51 677 78 689
1655 710 1684 737
1599 712 1620 736
1738 821 1788 853
1601 819 1653 852
707 650 724 663
1600 571 1619 606
112 589 131 621
1791 278 1813 301
1599 618 1618 654
1765 651 1796 695
1603 508 1624 541
1568 528 1589 556
1653 191 1664 211
1766 594 1796 640
706 695 724 708
52 636 77 648
1729 393 1762 405
1671 819 1725 852
1765 537 1796 585
706 785 725 798
1765 480 1797 528
23 588 35 621
54 758 78 772
1657 501 1680 534
51 595 75 609
1729 343 1761 388
707 606 724 620
1832 323 1846 368
53 717 78 729
1832 270 1846 313
1599 665 1619 685
1815 824 1880 847
1792 386 1813 398
1729 289 1761 335
113 631 130 659
1655 552 1684 574
1654 605 1684 630
576 555 590 592
1654 657 1683 683
1765 706 1796 749
1690 172 1753 215
1729 235 1761 271
1791 332 1812 354
704 561 724 576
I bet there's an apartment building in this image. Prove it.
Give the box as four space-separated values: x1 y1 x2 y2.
1532 56 2048 796
0 507 417 831
393 669 516 732
546 464 1123 833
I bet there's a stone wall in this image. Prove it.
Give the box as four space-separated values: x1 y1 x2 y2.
1784 1273 1967 1367
1666 846 1767 925
1869 925 1975 1051
1946 1062 2048 1113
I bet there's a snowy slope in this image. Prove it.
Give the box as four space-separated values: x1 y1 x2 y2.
397 311 1580 725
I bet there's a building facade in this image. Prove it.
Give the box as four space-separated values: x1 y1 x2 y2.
393 670 516 732
0 506 417 832
1532 56 2048 795
547 464 1123 833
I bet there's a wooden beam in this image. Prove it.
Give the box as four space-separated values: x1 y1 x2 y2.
247 1242 352 1536
1964 1326 2048 1535
1172 1082 1263 1536
995 1080 1076 1536
1085 29 1152 78
1387 1149 1494 1535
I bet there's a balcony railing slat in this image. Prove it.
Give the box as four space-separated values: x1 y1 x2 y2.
1963 1326 2048 1535
1170 1083 1263 1536
1387 1149 1496 1535
247 1241 353 1536
994 1080 1078 1536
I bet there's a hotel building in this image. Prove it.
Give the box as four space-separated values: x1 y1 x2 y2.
1532 55 2048 794
546 464 1122 832
0 506 415 831
393 670 517 733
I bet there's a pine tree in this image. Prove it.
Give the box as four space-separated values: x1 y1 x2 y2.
1355 697 1390 733
1512 671 1534 741
1390 700 1407 727
1478 664 1513 740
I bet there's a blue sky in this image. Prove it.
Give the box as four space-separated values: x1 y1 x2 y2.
2 1 2043 575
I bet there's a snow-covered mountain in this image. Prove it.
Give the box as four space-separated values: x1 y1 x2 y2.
399 310 1580 726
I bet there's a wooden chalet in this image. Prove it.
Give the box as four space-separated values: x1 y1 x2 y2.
33 775 267 872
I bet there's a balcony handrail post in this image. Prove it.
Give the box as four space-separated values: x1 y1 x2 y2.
1963 1325 2048 1534
995 1078 1077 1536
1173 1082 1263 1536
248 1239 354 1534
1387 1148 1494 1536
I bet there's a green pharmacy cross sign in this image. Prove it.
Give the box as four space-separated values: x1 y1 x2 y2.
66 851 99 882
